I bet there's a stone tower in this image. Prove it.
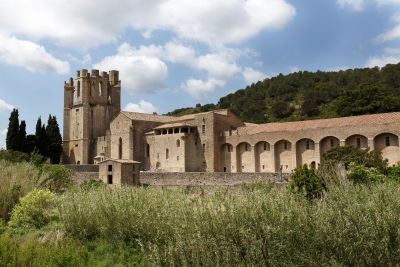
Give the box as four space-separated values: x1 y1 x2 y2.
63 69 121 164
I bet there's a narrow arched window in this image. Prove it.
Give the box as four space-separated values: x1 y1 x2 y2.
146 144 150 157
77 81 81 97
176 139 180 147
166 149 169 159
118 137 122 159
99 81 102 96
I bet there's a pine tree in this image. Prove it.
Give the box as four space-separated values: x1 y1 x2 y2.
6 109 20 151
46 115 62 164
18 120 27 152
34 116 48 157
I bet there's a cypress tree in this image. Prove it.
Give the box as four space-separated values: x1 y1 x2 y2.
6 109 20 151
34 116 48 157
18 120 27 152
46 115 62 164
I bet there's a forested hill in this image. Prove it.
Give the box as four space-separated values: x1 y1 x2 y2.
167 63 400 123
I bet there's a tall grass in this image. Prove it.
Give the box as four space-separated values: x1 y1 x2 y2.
60 183 400 266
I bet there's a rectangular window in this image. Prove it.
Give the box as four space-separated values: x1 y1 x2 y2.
203 144 206 152
264 143 267 151
166 149 169 159
386 136 391 146
107 175 113 185
202 125 206 134
284 142 288 150
108 165 112 172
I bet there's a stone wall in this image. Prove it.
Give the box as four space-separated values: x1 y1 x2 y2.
140 172 289 187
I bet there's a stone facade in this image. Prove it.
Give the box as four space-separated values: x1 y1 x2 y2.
63 69 400 173
98 159 140 186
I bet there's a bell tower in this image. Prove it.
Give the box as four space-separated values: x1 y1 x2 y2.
62 69 121 164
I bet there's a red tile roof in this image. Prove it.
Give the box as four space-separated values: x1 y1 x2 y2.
238 112 400 135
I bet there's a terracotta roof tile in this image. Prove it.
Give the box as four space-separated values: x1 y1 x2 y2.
238 112 400 135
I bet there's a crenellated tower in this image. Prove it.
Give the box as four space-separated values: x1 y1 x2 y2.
63 69 121 164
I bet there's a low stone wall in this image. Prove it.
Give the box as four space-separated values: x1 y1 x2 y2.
66 165 99 184
65 164 99 173
140 172 289 187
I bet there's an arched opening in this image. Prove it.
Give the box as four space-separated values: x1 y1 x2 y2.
236 142 253 173
146 144 150 157
320 136 340 161
345 134 368 149
99 81 102 96
296 139 316 168
220 143 233 173
310 161 316 169
166 149 169 159
176 139 180 147
118 137 122 159
275 140 292 173
255 141 271 172
374 133 400 166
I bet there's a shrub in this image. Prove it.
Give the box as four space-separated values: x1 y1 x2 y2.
0 161 38 222
80 179 105 191
346 163 386 185
0 150 30 163
387 165 400 182
289 165 326 199
323 146 388 171
8 189 56 230
38 164 73 193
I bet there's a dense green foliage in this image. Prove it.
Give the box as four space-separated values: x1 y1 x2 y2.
289 165 326 199
5 110 62 164
167 63 400 123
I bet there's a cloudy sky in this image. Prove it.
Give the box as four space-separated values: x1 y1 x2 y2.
0 0 399 147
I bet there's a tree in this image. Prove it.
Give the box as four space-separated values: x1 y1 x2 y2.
46 115 62 164
18 120 27 152
35 117 48 157
6 109 20 151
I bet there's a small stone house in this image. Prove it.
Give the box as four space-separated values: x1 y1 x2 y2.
99 159 140 186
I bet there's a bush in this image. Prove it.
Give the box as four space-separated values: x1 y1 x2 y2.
323 146 388 171
80 179 104 191
0 150 30 163
387 165 400 182
0 161 38 222
289 165 326 199
38 164 73 193
8 189 56 230
346 163 386 185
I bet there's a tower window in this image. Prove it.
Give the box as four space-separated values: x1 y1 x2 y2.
202 125 206 134
177 156 179 161
146 144 150 157
166 149 169 159
356 138 361 148
176 139 180 147
203 144 206 152
77 81 81 97
99 81 103 96
386 136 391 147
118 137 122 159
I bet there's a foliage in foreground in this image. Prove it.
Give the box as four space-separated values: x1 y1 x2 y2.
59 183 400 266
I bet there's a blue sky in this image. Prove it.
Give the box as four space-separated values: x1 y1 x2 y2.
0 0 400 148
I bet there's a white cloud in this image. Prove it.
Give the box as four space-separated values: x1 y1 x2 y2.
242 67 268 84
0 99 14 112
1 129 7 136
376 25 400 43
182 78 225 99
366 47 400 67
0 35 70 74
195 53 241 80
124 100 158 114
0 0 295 48
337 0 365 11
93 43 168 94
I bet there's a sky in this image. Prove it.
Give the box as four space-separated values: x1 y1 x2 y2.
0 0 400 148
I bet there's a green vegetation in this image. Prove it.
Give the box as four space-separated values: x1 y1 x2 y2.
167 63 400 123
5 109 62 164
1 146 400 265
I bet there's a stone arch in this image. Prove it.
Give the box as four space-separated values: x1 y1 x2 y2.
220 143 233 172
255 141 272 172
320 136 340 161
275 140 292 173
236 142 253 173
374 133 400 166
118 137 122 159
345 134 368 149
296 138 316 168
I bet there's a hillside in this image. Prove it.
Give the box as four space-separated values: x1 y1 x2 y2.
167 63 400 123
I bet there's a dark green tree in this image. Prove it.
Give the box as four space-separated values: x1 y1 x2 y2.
46 115 62 164
35 117 48 157
18 120 27 152
6 109 20 151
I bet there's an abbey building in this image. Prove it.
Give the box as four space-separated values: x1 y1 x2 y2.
63 69 400 173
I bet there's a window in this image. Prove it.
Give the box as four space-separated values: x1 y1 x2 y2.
176 140 180 147
108 165 112 172
203 144 206 152
227 145 232 152
99 81 102 96
223 167 227 172
118 137 122 159
177 156 179 161
284 141 288 150
166 149 169 159
262 165 265 170
146 144 150 157
77 81 81 97
386 136 391 147
306 141 310 150
356 138 361 148
263 142 267 151
202 125 206 134
107 175 113 184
